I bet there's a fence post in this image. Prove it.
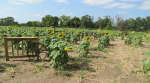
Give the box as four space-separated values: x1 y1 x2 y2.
4 38 9 61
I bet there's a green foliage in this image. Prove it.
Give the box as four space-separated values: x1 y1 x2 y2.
55 71 72 77
143 60 150 74
98 35 110 51
1 15 150 31
42 15 59 27
124 35 132 45
95 16 113 29
33 63 46 73
124 32 142 47
48 39 69 70
27 21 42 27
0 17 18 26
59 15 71 27
69 17 81 28
79 40 90 57
80 15 94 28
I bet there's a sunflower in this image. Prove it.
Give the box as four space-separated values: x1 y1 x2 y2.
64 47 72 51
48 29 54 35
32 36 37 38
83 36 94 41
58 32 65 38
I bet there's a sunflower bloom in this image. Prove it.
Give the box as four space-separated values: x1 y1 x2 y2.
58 32 65 38
64 47 72 51
48 29 54 35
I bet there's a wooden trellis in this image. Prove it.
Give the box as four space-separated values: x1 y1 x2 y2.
4 37 40 61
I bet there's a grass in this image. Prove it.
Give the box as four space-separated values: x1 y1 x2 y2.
145 79 150 83
55 70 72 77
143 60 150 74
143 51 150 56
32 63 47 73
144 46 150 56
0 63 16 72
6 67 16 78
15 80 22 83
112 80 117 83
79 69 86 82
132 68 142 73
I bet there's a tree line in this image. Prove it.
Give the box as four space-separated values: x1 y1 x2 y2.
0 15 150 31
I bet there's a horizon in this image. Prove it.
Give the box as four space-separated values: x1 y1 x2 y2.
0 0 150 23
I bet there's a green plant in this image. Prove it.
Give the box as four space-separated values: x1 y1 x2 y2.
48 39 69 70
98 35 110 51
33 63 45 73
124 33 142 47
124 35 132 45
131 36 142 46
55 70 72 77
112 80 117 83
79 69 86 83
6 67 16 78
79 40 90 57
15 80 22 83
143 60 150 74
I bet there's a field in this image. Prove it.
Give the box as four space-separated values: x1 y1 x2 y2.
0 26 150 83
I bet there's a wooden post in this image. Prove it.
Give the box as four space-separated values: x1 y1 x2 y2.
36 40 40 60
4 38 9 61
11 42 14 56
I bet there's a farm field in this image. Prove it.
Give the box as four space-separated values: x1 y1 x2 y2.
0 26 150 83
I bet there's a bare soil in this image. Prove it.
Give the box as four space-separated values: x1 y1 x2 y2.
0 38 149 83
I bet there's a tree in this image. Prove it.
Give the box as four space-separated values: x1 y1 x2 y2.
95 16 113 29
115 16 126 31
125 18 136 30
42 15 53 27
80 15 94 28
59 15 71 27
26 21 41 27
145 16 150 30
0 17 17 26
52 16 59 27
95 17 103 29
135 17 145 31
69 17 81 28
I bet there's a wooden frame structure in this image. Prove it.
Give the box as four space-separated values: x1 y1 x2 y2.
4 37 40 61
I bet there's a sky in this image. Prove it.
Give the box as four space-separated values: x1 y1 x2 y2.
0 0 150 23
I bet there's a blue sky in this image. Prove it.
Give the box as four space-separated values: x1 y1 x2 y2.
0 0 150 23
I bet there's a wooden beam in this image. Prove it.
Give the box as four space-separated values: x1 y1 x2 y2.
4 37 39 41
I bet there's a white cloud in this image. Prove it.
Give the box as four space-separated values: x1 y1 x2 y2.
9 0 45 5
9 0 69 5
84 0 137 9
8 0 150 10
83 0 150 10
83 0 113 5
21 0 45 3
105 2 136 8
55 0 68 3
139 1 150 10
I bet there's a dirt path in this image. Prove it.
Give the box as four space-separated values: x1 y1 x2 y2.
83 38 148 83
0 38 149 83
